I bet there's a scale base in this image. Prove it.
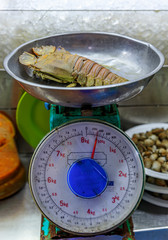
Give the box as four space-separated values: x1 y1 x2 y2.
40 215 135 240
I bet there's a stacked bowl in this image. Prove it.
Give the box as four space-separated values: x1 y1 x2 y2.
126 123 168 208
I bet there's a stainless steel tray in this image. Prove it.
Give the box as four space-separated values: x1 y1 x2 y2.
4 32 164 107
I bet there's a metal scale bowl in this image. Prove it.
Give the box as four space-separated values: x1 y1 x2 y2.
4 33 164 238
4 32 164 108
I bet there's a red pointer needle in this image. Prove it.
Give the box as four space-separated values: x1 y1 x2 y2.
91 132 98 159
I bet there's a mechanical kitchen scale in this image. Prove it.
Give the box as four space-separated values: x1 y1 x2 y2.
4 33 164 240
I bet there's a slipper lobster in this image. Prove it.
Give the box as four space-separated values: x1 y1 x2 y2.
19 45 128 87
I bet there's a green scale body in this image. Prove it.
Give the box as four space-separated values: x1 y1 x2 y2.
40 104 135 240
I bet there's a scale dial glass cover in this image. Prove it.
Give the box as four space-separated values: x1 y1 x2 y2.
29 119 145 235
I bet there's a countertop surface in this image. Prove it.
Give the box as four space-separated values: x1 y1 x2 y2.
0 154 168 240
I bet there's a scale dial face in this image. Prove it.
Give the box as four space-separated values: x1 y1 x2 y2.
29 119 145 235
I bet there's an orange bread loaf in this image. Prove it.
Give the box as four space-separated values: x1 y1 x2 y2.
0 138 21 184
0 164 26 200
0 113 26 199
0 113 15 149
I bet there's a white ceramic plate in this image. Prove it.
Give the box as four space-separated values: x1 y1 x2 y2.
125 123 168 180
143 191 168 208
145 182 168 194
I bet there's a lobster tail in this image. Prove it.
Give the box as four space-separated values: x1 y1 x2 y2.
72 57 127 87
